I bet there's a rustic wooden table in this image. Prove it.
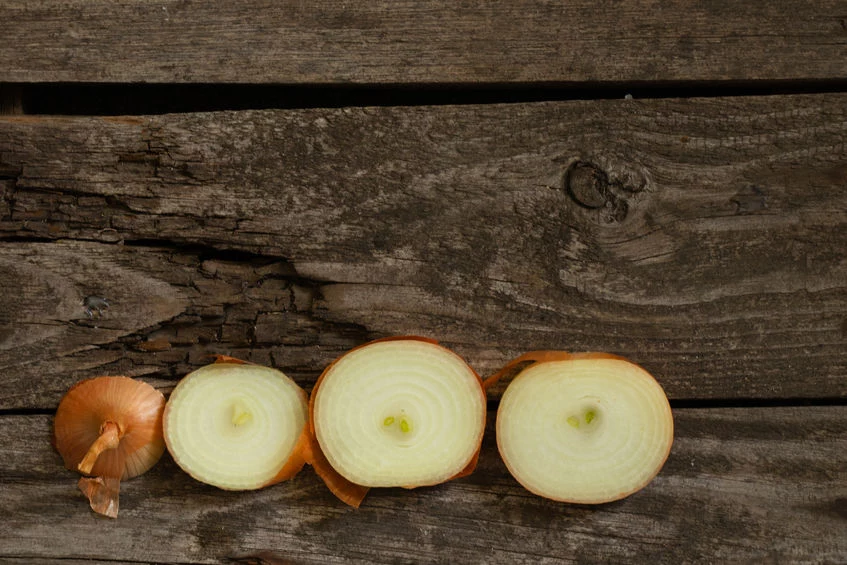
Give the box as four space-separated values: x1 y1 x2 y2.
1 2 846 563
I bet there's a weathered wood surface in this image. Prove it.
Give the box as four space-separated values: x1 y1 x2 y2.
2 95 846 405
3 1 847 84
1 407 845 564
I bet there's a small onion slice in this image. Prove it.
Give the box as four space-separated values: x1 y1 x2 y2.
309 337 487 507
163 358 308 490
491 352 673 503
53 376 166 517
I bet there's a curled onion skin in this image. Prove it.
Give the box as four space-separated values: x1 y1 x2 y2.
78 476 121 519
492 352 673 504
163 358 309 490
308 336 487 507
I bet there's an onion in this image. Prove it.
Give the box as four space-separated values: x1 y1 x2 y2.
163 358 308 490
308 337 487 507
53 376 166 517
490 352 673 503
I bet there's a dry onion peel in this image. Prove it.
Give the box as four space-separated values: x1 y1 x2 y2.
163 358 308 490
493 352 673 504
77 476 121 518
307 336 487 507
301 428 369 508
53 376 166 518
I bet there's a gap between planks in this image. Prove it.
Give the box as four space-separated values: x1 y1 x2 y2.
5 80 847 116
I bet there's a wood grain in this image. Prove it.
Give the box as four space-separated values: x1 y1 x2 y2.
1 407 844 564
2 1 846 84
1 95 846 406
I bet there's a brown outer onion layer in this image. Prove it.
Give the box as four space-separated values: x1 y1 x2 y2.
54 376 166 480
305 336 487 508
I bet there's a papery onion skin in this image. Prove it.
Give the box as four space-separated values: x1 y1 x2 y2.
307 336 487 507
493 352 674 504
301 428 369 507
78 476 121 518
163 358 309 490
53 376 166 481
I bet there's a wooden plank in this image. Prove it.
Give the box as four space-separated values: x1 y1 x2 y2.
1 95 846 405
1 407 845 564
0 95 847 407
2 1 846 84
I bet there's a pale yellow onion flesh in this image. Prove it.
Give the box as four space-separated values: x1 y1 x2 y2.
164 363 308 490
314 340 486 487
497 358 673 503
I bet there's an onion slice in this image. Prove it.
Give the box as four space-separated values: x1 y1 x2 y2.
491 352 673 503
163 358 308 490
308 337 487 507
53 376 166 517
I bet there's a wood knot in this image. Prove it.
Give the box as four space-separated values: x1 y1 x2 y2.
564 161 636 224
566 162 607 209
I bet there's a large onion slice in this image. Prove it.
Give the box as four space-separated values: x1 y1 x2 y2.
492 352 673 503
310 337 486 506
163 359 308 490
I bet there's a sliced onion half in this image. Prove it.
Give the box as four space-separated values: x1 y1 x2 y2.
494 352 673 503
310 337 486 505
164 359 308 490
